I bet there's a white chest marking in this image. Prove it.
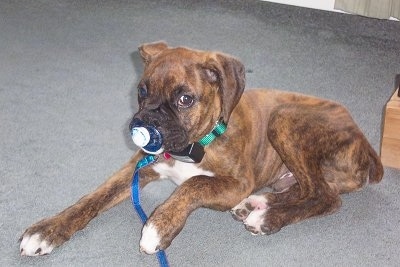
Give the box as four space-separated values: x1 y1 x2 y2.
152 161 214 185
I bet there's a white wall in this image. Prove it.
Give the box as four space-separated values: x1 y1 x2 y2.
261 0 341 13
262 0 399 20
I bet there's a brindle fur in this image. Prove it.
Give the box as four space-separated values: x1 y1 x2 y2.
20 42 383 255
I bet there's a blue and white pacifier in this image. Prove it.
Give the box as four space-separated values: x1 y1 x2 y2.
130 119 164 155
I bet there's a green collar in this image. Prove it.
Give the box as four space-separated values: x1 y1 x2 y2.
198 121 227 147
167 120 227 163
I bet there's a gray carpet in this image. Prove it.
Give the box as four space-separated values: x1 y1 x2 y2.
1 0 400 266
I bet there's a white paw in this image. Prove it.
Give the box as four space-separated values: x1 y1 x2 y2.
140 223 161 254
244 209 267 235
20 233 54 256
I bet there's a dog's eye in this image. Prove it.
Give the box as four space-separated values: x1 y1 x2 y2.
177 95 194 109
138 86 148 98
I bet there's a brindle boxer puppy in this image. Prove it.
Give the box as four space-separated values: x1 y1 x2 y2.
20 42 383 256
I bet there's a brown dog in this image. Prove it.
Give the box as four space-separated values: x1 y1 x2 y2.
20 42 383 256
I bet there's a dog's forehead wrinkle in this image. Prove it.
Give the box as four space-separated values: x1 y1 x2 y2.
150 48 203 74
148 66 184 88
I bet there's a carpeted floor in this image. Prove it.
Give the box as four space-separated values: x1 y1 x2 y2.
1 0 400 266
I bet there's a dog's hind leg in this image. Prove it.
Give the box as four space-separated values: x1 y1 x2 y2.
232 103 372 235
323 136 383 194
19 151 159 256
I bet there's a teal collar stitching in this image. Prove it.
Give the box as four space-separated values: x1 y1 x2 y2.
198 121 227 147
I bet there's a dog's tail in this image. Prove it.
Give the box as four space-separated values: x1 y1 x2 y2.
368 146 384 184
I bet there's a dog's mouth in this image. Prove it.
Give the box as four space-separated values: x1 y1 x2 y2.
162 129 190 153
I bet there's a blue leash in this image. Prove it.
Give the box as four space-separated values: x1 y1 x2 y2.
131 155 170 267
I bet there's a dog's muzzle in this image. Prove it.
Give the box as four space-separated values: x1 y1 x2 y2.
129 118 205 163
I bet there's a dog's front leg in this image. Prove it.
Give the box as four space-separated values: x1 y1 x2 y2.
140 175 251 254
20 151 160 256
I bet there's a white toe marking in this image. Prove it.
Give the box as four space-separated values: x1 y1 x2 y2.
140 223 161 254
244 209 266 235
20 233 54 256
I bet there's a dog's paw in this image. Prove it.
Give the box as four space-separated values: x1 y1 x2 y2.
243 209 269 235
20 216 71 256
231 194 283 236
242 208 283 236
20 233 54 256
139 204 187 254
230 195 269 221
140 223 163 254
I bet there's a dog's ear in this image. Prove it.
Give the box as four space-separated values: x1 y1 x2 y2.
138 41 168 64
203 53 246 123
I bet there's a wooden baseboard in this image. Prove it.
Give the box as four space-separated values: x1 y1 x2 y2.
381 88 400 169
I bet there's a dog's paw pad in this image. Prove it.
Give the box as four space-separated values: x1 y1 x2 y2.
20 233 54 256
140 223 161 254
231 195 268 221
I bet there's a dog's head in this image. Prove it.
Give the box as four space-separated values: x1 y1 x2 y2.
131 41 245 154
